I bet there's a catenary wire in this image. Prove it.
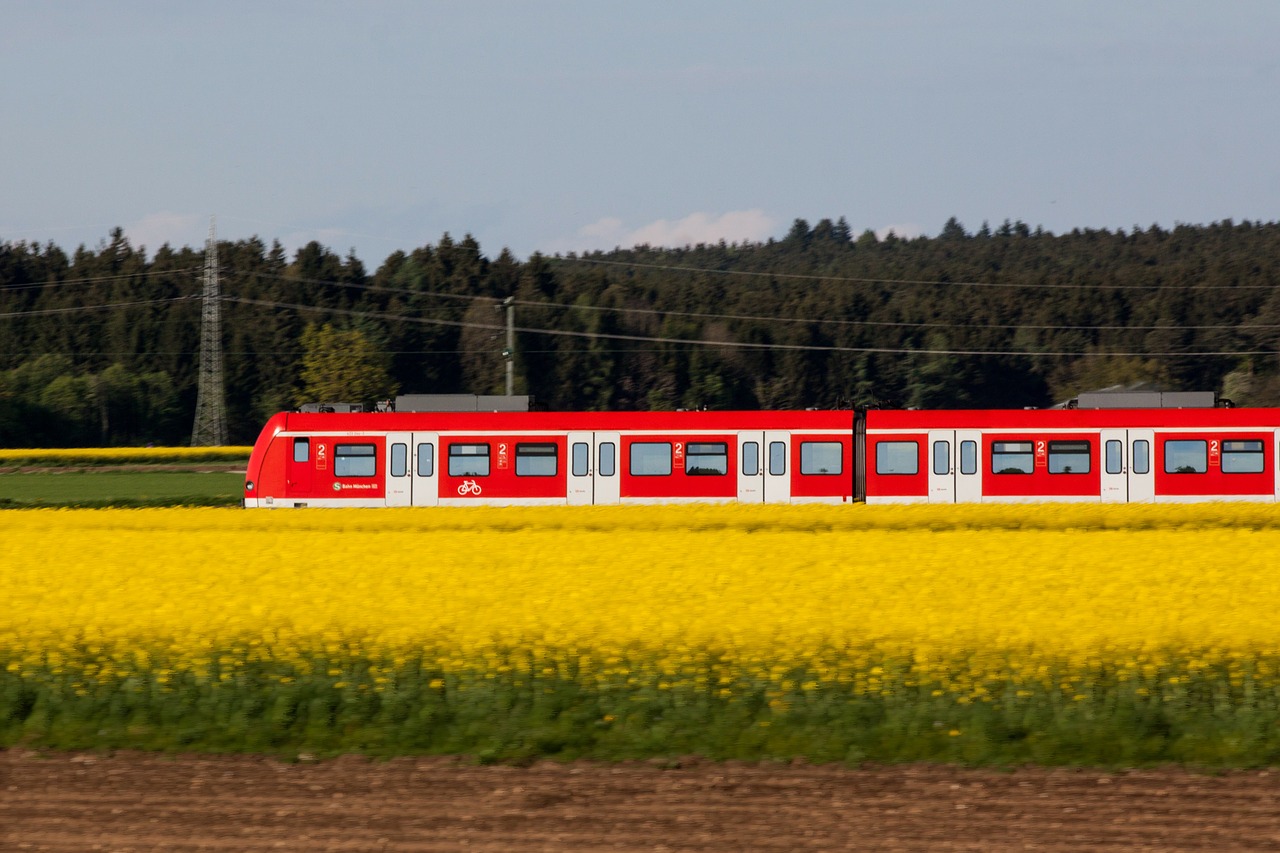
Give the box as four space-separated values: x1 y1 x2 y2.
221 295 1277 359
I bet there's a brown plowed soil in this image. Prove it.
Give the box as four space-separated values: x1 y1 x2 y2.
5 750 1280 851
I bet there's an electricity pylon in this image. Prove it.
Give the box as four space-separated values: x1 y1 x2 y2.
191 216 228 446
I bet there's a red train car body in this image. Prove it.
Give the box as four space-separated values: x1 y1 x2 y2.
243 402 1280 507
863 407 1280 504
244 409 856 508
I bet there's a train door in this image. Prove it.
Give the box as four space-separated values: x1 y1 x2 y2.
1128 429 1154 502
737 431 764 502
956 431 982 502
1101 429 1154 502
928 430 982 503
928 430 955 503
568 432 593 505
568 432 620 505
411 432 439 507
765 431 790 503
386 432 412 506
594 432 620 504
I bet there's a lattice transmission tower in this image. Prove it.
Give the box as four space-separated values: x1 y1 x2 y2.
191 216 228 446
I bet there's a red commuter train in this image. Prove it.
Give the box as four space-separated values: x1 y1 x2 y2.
243 392 1280 507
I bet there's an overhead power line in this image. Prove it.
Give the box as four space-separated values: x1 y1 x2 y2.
240 270 1278 334
220 296 1275 359
0 296 197 319
0 267 202 294
553 255 1280 291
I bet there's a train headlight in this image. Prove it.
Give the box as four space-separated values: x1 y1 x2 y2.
246 481 254 491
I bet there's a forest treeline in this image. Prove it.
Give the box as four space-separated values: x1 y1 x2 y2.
2 216 1280 446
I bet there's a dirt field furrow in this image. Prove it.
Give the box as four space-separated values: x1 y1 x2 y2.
7 750 1280 852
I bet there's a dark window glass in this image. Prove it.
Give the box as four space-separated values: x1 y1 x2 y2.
768 441 786 476
959 440 977 476
992 441 1034 474
417 443 434 477
686 442 728 476
875 441 918 475
335 444 376 477
1105 440 1123 475
1222 439 1265 474
572 442 589 477
932 441 950 476
801 441 843 475
1048 440 1090 474
293 438 310 463
599 442 616 477
1164 440 1207 474
630 442 672 476
390 443 408 477
448 443 491 477
516 442 557 476
742 442 760 477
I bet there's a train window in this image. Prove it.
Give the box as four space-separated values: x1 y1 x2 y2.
417 443 434 477
572 442 589 477
599 442 616 477
1048 440 1090 474
1105 440 1123 475
931 441 950 476
293 437 310 463
1164 440 1207 474
1222 439 1265 473
1133 440 1150 474
516 443 558 476
630 442 672 476
448 443 491 477
390 443 408 477
743 442 760 477
686 442 728 476
991 441 1033 475
960 440 977 476
769 441 787 476
875 441 918 475
334 444 376 477
801 441 843 476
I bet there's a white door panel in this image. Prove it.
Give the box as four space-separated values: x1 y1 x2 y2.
386 432 411 506
411 432 439 507
738 431 764 502
928 430 954 503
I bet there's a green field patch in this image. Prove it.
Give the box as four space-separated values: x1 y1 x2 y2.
0 472 244 507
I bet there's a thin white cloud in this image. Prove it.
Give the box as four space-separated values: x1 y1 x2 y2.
124 212 207 253
560 209 778 253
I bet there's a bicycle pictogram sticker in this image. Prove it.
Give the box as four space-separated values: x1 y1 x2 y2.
457 479 483 496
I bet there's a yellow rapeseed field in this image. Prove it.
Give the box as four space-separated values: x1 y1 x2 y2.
7 502 1280 763
5 503 1280 695
0 446 251 463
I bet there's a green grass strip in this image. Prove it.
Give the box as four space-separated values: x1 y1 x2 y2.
6 649 1280 768
0 472 244 507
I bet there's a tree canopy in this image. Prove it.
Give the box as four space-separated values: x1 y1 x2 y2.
2 217 1279 445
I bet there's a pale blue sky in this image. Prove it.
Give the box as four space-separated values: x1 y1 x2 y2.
3 1 1278 265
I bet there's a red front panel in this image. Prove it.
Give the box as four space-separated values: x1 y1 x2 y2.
619 433 738 500
440 434 568 501
981 433 1101 499
293 436 387 500
863 433 928 499
790 433 854 499
1154 431 1272 497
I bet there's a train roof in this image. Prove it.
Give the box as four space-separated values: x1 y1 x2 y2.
269 408 857 433
864 407 1280 429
